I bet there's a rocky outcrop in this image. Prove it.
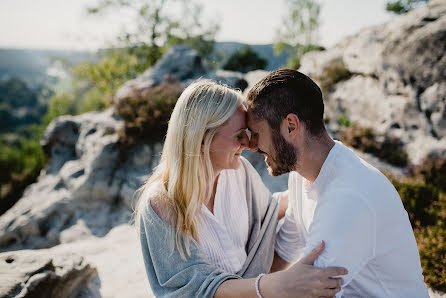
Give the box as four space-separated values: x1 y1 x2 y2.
299 0 446 164
0 108 162 251
0 249 96 298
115 45 248 102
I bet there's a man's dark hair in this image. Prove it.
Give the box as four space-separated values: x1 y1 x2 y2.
246 69 325 135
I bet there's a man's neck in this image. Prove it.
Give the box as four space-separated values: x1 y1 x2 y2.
295 133 335 185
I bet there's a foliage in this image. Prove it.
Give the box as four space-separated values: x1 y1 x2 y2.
410 157 446 193
274 0 322 69
340 124 408 167
392 179 439 227
386 0 429 14
43 93 77 125
337 113 351 127
68 0 219 116
416 223 446 291
387 156 446 291
87 0 219 63
0 125 47 215
0 77 38 107
319 63 352 95
115 78 183 146
0 78 49 132
223 45 268 73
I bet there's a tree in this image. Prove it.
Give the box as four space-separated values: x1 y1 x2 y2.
223 45 268 73
386 0 429 14
274 0 322 69
87 0 219 65
67 0 219 114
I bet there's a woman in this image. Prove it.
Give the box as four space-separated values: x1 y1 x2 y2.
135 80 346 297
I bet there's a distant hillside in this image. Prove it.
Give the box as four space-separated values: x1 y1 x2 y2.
0 43 291 88
0 48 96 88
213 42 291 71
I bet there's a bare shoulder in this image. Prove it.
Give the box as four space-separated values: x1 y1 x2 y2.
150 193 175 225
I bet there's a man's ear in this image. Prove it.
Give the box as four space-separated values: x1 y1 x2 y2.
283 113 299 138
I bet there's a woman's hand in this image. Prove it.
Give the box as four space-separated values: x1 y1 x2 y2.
260 241 347 297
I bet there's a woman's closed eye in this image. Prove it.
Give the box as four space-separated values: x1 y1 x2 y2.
236 130 248 140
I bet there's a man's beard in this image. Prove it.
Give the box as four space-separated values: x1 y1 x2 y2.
268 130 298 176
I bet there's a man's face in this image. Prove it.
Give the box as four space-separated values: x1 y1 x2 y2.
247 110 298 176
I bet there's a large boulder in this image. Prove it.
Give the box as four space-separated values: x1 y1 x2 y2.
0 249 96 298
299 0 446 164
0 108 161 251
115 45 249 103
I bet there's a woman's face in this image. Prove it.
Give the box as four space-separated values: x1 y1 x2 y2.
209 104 249 173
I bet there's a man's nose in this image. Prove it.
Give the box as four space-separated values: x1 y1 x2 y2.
249 135 258 151
240 133 250 150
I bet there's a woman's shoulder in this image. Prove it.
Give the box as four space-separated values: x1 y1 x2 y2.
138 184 175 226
150 193 175 225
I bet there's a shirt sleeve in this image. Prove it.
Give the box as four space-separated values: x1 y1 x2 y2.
275 207 303 262
303 191 376 297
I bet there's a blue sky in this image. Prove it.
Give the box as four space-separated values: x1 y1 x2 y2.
0 0 394 51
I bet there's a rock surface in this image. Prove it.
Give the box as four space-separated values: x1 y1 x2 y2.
299 0 446 164
115 45 249 102
0 249 96 298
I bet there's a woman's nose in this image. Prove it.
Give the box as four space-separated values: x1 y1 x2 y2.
240 132 250 149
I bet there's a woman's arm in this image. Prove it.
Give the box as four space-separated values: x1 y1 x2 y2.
215 241 347 298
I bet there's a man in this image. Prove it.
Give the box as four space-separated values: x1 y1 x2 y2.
246 69 429 297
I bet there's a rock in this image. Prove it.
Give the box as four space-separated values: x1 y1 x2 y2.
298 0 446 164
0 249 96 298
115 45 211 101
0 108 157 251
206 69 248 92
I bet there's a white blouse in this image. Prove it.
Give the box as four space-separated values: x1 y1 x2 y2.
197 166 249 274
197 160 299 274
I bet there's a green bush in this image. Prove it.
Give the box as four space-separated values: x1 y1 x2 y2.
388 156 446 291
411 157 446 193
416 223 446 291
393 179 439 228
223 45 267 73
0 128 47 215
43 93 77 125
319 63 352 95
115 78 184 146
340 124 408 167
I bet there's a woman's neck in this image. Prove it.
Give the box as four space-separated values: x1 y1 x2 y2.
205 173 220 214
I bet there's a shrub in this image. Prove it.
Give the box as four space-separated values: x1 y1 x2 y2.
411 157 446 193
223 45 268 73
339 124 408 167
0 130 47 215
389 157 446 291
415 223 446 291
319 63 351 95
337 113 352 127
115 78 184 146
392 179 439 228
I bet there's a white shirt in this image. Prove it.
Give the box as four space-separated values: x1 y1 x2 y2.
197 157 298 274
286 141 428 298
197 164 250 274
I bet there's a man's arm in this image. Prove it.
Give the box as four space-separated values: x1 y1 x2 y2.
304 192 375 295
215 241 347 297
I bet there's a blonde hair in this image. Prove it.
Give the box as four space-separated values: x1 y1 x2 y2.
135 79 243 259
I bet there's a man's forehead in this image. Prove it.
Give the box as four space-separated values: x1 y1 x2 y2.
247 111 266 130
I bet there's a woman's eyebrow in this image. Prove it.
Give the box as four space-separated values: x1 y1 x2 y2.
234 127 247 133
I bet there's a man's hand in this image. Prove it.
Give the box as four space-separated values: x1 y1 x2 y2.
261 241 347 297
